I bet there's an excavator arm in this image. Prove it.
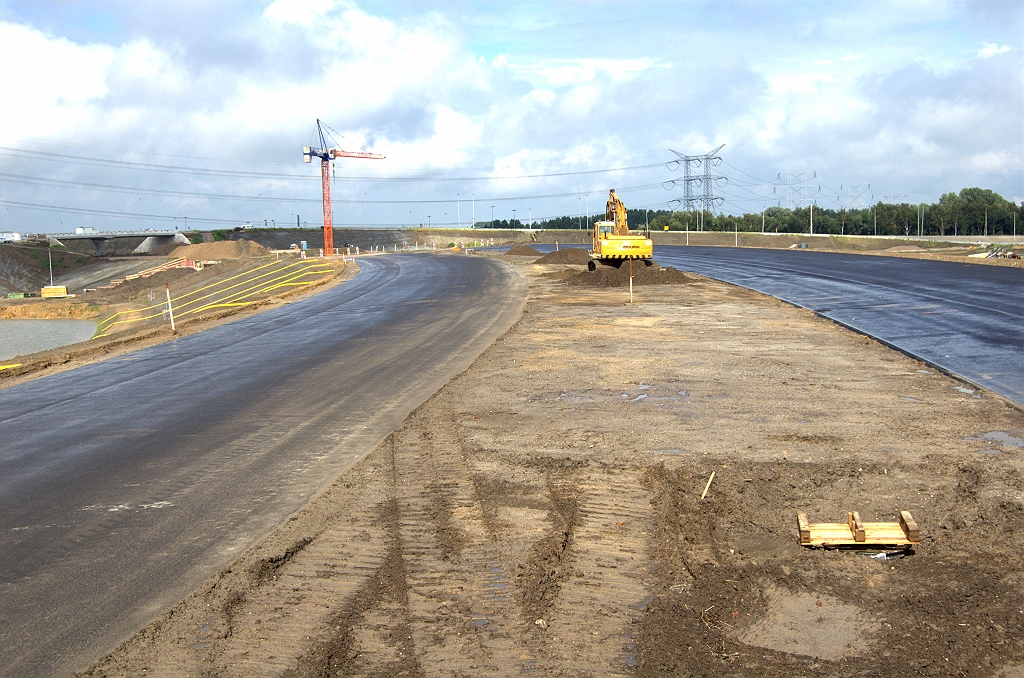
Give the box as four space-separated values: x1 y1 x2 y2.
606 189 630 235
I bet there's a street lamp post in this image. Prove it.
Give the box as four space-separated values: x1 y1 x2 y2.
491 205 495 228
512 209 517 228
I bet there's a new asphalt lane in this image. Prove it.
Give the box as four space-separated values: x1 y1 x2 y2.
0 253 526 678
651 245 1023 407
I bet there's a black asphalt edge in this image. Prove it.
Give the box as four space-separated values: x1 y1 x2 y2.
688 272 1024 415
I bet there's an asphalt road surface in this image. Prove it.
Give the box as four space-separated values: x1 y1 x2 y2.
0 254 525 678
651 246 1023 407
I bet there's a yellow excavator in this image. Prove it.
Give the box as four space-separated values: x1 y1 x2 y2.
588 189 653 271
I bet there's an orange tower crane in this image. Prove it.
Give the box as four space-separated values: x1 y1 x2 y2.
303 119 383 254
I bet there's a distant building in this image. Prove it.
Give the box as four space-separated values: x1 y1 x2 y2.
75 227 99 235
0 232 23 242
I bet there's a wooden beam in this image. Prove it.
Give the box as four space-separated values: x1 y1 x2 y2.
797 513 810 544
848 511 866 542
899 511 919 542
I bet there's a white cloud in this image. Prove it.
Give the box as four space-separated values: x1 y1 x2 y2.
768 72 836 95
978 43 1010 58
0 22 115 141
499 57 658 87
263 0 344 27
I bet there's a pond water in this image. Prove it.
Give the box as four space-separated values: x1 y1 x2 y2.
0 319 97 361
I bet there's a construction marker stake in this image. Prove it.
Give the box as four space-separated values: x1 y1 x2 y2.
165 283 176 332
700 471 716 500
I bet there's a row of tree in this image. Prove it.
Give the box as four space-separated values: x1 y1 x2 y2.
472 188 1022 236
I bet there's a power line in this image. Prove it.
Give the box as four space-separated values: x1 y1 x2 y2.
0 171 665 205
0 146 669 183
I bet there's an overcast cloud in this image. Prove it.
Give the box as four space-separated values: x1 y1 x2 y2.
0 0 1021 232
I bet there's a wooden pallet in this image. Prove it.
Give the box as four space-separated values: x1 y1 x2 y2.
798 510 919 547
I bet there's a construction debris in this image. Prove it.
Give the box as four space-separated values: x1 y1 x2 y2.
797 510 919 547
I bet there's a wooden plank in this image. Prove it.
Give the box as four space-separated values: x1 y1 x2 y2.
798 511 921 547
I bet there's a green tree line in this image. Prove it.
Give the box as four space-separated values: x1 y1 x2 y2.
475 188 1022 236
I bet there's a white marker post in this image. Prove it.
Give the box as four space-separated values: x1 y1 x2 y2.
629 259 634 304
165 283 176 332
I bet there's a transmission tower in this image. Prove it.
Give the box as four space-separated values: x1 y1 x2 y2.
776 169 818 209
665 144 727 213
840 183 872 210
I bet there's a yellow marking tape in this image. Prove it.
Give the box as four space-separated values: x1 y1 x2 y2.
0 363 23 371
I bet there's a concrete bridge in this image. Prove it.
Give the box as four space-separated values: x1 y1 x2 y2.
48 230 191 256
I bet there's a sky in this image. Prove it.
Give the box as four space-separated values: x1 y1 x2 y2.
0 0 1021 233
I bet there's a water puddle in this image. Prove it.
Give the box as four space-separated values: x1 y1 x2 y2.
965 431 1024 449
483 563 508 603
655 448 681 454
0 319 97 361
900 396 920 403
985 431 1024 447
471 614 489 628
918 369 934 374
633 394 648 401
955 386 981 398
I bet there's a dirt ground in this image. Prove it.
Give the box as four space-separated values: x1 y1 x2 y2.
79 256 1024 677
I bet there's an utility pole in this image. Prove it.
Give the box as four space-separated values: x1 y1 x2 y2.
490 205 495 227
457 194 460 229
472 194 475 228
985 207 988 237
762 209 765 233
810 203 814 235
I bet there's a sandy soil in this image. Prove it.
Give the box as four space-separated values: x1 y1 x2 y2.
169 239 272 259
78 256 1024 677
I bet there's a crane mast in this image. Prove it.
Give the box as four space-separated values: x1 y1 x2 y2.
303 119 383 254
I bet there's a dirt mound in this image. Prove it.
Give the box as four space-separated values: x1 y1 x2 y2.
534 247 591 265
567 261 693 287
169 239 270 260
505 244 542 256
